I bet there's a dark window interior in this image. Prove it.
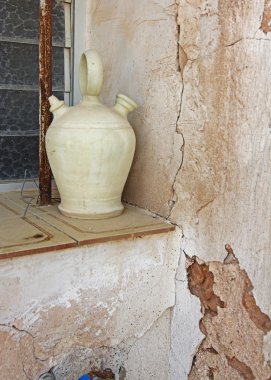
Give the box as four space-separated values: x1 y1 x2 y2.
0 0 65 180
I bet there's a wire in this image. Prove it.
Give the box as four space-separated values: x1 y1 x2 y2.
20 169 39 218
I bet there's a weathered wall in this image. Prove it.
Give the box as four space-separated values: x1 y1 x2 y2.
172 1 271 377
86 0 184 217
0 233 179 379
186 249 271 380
1 0 270 378
86 0 271 379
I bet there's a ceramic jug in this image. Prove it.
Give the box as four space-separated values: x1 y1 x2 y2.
45 50 138 219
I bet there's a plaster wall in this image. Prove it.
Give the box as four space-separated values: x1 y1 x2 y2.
86 0 271 378
1 0 270 378
0 233 180 379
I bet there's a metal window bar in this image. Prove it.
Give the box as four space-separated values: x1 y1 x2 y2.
39 0 53 205
38 0 72 205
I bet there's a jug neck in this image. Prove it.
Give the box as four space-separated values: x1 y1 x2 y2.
113 94 138 119
81 95 102 105
49 95 70 120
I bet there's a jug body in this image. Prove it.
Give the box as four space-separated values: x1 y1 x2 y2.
45 50 137 219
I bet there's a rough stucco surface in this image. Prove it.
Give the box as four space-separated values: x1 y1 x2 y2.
169 252 204 379
0 233 180 379
172 0 271 280
1 0 270 378
86 0 184 217
187 252 271 380
171 1 271 373
87 0 271 378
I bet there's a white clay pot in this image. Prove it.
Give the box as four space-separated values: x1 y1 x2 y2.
45 50 138 219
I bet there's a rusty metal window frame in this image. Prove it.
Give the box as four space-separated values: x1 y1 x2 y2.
39 0 73 205
39 0 53 205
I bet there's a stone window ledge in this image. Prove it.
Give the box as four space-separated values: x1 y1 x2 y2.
0 190 175 260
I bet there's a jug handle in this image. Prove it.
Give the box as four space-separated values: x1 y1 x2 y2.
79 50 103 97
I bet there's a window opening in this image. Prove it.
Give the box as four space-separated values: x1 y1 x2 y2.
0 0 72 198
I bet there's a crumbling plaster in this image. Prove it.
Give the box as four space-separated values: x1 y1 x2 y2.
86 0 271 378
172 0 271 293
186 249 271 380
1 0 270 378
0 233 180 379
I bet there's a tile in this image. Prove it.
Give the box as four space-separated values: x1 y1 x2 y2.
5 190 175 248
32 203 175 245
0 194 76 259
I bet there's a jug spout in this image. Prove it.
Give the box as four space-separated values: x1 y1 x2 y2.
49 95 70 120
113 94 138 119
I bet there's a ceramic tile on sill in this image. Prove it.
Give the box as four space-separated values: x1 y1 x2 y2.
0 190 175 260
0 194 76 259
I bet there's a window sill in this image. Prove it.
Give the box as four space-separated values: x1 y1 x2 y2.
0 190 175 260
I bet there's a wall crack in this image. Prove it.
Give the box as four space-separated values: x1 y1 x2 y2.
195 197 217 216
0 322 50 371
166 1 186 221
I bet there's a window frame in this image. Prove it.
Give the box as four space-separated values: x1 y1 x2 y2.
0 0 85 191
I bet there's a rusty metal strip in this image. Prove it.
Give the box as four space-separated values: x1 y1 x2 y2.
39 0 53 205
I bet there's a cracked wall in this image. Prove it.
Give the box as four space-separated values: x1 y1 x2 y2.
171 0 271 377
1 0 270 378
0 234 180 379
86 0 184 217
86 0 271 379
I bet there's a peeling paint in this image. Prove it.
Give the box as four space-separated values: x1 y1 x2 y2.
226 356 255 380
187 258 225 317
260 0 271 33
187 246 271 380
242 270 271 334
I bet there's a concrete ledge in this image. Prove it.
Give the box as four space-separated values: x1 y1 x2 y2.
0 191 175 260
